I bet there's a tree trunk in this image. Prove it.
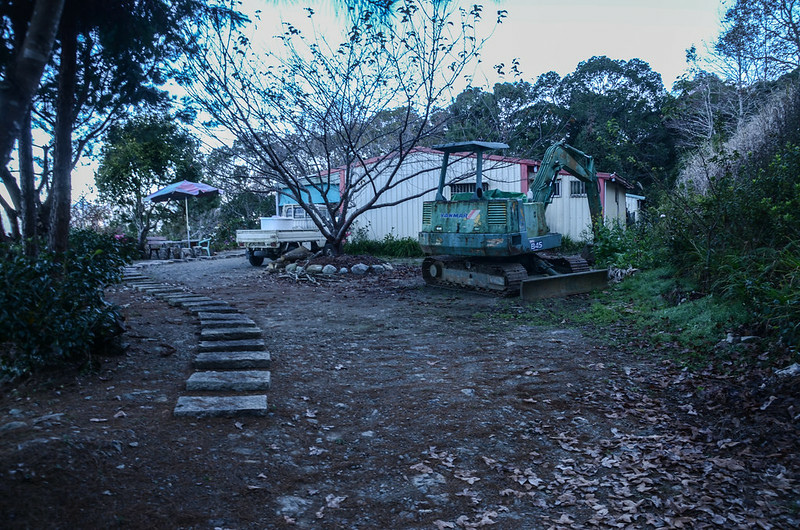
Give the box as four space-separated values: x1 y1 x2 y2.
49 15 77 255
0 192 20 240
19 111 38 256
0 0 65 168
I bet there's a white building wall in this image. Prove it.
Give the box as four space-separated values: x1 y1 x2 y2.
545 176 594 241
544 176 629 241
350 152 523 240
604 181 627 226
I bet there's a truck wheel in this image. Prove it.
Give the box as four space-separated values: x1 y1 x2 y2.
248 253 264 267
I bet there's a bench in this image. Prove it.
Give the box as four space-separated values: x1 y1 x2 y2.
146 236 168 259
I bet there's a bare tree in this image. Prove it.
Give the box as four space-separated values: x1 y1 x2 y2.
180 0 504 251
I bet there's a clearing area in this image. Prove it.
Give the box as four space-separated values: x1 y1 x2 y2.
1 256 797 528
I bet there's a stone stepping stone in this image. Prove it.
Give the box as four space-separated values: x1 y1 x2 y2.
186 370 271 391
188 305 238 315
194 351 271 370
174 395 267 418
200 327 262 341
179 299 226 309
166 296 214 306
200 318 256 329
197 311 249 321
145 288 185 295
129 282 164 289
198 338 266 352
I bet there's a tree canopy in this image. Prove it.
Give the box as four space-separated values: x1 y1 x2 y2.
95 113 202 248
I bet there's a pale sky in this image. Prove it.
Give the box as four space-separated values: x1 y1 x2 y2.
248 0 727 90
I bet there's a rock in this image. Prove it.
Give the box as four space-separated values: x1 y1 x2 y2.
741 335 760 343
280 246 312 262
33 413 65 425
285 263 297 273
339 267 349 274
776 363 800 379
351 263 369 275
276 495 312 517
306 264 324 274
322 264 338 275
0 421 27 433
370 264 385 273
382 263 394 271
411 472 446 493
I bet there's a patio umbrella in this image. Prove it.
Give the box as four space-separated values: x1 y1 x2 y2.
145 180 221 250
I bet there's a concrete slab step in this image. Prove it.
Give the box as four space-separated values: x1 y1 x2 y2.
166 296 214 306
194 351 271 369
174 395 267 418
123 275 149 281
198 338 266 352
200 327 262 341
197 311 250 321
129 282 164 289
200 319 256 329
186 370 271 391
180 300 227 309
188 305 238 315
145 288 185 295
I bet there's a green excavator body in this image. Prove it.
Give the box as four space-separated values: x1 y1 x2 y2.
418 141 608 298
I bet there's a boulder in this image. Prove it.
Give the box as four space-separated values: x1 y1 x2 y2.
351 263 369 275
322 264 338 275
370 264 385 273
339 267 349 274
306 264 324 274
286 263 297 273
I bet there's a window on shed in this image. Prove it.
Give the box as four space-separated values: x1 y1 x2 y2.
552 178 562 198
570 180 586 197
449 182 488 197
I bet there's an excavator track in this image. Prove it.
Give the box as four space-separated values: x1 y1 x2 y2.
537 252 590 273
422 257 529 296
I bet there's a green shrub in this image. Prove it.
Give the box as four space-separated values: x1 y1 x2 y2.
344 229 424 258
593 220 659 269
0 230 134 378
650 142 800 345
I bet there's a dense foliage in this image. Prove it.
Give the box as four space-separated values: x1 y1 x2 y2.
0 230 137 378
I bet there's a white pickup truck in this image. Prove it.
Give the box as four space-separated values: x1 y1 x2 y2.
236 205 332 266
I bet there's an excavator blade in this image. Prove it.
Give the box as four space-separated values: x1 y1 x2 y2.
520 269 609 301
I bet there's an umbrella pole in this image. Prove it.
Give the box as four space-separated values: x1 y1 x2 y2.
185 197 191 255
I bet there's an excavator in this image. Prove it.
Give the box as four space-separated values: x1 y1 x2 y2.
418 140 608 299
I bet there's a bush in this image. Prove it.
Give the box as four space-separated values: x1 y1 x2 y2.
344 228 424 258
0 230 135 378
652 142 800 345
592 219 659 269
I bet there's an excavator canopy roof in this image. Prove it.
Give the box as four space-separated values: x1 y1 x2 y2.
433 141 509 153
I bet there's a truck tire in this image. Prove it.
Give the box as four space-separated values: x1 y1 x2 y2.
248 253 264 267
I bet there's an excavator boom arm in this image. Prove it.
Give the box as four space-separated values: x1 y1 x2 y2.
529 141 603 238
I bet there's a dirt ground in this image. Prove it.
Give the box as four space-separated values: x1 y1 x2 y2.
1 254 798 529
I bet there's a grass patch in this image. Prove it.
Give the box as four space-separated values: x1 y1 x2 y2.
483 266 754 368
